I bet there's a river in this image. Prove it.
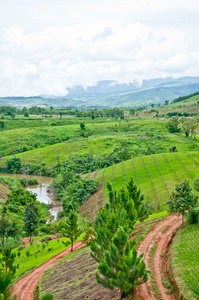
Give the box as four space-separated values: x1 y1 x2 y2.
0 173 62 219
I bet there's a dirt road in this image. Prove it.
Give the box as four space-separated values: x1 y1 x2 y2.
135 214 181 300
14 214 181 300
13 240 84 300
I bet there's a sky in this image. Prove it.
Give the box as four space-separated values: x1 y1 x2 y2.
0 0 199 96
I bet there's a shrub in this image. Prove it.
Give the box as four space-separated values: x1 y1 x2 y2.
41 293 54 300
187 207 199 224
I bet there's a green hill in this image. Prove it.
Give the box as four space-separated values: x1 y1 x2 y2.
80 151 199 220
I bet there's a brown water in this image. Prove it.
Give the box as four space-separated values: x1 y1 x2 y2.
1 173 62 219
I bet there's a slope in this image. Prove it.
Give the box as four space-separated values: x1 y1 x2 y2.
80 151 199 220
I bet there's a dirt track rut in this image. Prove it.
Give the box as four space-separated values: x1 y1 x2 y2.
135 214 181 300
13 240 84 300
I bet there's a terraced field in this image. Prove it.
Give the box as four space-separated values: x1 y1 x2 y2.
81 151 199 219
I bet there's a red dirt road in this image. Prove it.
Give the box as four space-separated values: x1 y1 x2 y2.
14 215 181 300
135 214 181 300
13 240 84 300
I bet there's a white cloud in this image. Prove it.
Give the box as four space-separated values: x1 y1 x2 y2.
0 1 199 96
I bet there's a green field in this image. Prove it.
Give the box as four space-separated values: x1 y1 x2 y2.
1 130 199 167
11 236 83 279
171 224 199 300
81 151 199 219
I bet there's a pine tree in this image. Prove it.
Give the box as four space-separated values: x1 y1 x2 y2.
96 227 149 300
90 184 137 262
127 178 149 222
167 180 198 227
24 202 39 244
62 211 81 252
90 182 149 298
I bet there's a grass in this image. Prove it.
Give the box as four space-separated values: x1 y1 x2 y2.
1 116 199 163
90 151 199 214
11 235 83 279
171 224 199 300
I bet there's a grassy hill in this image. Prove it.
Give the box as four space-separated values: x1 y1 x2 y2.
80 151 199 220
143 92 199 118
1 116 199 166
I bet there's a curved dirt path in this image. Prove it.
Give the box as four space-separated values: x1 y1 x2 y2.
135 214 181 300
13 240 84 300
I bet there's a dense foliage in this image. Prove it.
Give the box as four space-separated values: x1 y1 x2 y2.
53 172 98 215
173 91 199 103
54 143 131 175
166 180 198 226
90 181 149 299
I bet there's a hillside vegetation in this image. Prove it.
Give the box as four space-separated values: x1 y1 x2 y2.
171 224 199 299
80 151 199 220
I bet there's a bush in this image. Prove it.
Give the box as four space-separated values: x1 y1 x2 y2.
187 207 199 224
41 293 54 300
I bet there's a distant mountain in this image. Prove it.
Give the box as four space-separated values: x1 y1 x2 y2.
1 76 199 108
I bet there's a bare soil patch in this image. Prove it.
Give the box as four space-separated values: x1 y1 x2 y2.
40 246 118 300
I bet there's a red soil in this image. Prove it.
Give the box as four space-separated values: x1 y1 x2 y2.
13 240 84 300
14 214 181 300
135 214 181 300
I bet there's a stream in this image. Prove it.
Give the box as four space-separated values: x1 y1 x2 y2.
1 173 62 219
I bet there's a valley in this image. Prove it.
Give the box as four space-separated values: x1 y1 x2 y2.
0 92 199 299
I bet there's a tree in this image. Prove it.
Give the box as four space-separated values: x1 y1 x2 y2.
80 123 86 131
127 178 149 222
24 202 39 244
164 100 169 106
166 180 198 227
96 227 149 300
169 146 177 152
167 116 180 133
62 211 81 252
129 108 136 116
5 157 21 173
0 217 11 249
182 118 198 138
90 183 149 297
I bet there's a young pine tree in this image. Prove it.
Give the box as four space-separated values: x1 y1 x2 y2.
127 178 149 222
96 226 149 300
62 211 81 252
167 180 198 227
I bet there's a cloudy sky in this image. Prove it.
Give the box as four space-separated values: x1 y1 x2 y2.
0 0 199 96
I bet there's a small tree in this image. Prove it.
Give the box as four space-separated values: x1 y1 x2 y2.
0 217 11 249
24 202 39 244
182 118 198 138
127 178 149 222
96 227 149 300
62 211 81 252
80 123 86 131
5 157 21 173
167 116 180 133
166 180 198 227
